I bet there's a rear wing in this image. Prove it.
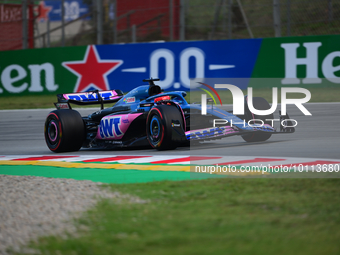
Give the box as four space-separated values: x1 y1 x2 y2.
55 90 124 110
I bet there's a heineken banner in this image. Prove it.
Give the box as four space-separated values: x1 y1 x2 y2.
0 34 339 96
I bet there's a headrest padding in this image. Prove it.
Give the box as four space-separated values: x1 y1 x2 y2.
148 85 162 96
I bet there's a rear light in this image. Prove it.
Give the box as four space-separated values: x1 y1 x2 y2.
154 95 170 102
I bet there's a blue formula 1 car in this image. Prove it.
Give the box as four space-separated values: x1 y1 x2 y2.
44 78 295 152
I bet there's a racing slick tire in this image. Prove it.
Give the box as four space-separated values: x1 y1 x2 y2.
44 110 85 152
146 105 183 150
240 97 274 143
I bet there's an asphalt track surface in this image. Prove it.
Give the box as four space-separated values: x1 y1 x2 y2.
0 103 339 159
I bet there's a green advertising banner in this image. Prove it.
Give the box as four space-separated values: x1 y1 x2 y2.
0 46 87 96
251 34 340 88
0 34 339 96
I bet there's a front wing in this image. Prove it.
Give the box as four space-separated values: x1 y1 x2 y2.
183 113 295 141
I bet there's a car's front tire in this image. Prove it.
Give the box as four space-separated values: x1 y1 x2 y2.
146 105 183 150
239 97 274 143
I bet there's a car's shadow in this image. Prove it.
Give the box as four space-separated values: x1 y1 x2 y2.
82 139 290 152
189 139 288 151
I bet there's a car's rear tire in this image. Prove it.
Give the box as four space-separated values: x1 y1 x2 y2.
240 97 274 143
146 105 183 150
44 110 85 152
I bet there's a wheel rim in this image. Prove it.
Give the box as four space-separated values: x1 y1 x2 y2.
47 120 58 145
149 116 161 144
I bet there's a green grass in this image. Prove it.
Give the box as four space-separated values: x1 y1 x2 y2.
24 178 340 255
1 87 339 110
0 95 57 110
0 95 106 110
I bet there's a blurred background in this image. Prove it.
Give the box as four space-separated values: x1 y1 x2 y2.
1 0 339 51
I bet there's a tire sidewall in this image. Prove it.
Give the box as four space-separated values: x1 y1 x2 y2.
146 105 182 150
147 108 165 148
45 112 62 151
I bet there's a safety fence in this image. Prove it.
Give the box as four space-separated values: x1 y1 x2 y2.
0 0 339 51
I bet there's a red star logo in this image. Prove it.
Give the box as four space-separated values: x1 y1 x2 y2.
62 45 123 92
35 1 52 22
